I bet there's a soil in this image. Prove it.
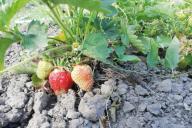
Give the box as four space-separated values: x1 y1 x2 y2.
1 43 192 128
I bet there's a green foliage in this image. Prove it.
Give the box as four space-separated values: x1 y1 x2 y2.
0 0 192 74
48 0 116 14
165 37 180 70
147 39 159 68
19 20 48 50
31 74 44 88
0 0 30 30
82 33 112 61
0 38 14 70
115 45 140 62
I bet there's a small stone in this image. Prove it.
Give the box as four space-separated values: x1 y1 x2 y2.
183 103 191 111
69 117 84 128
117 82 128 95
25 82 33 89
172 84 184 94
147 103 161 115
189 88 192 92
58 89 76 110
123 102 135 113
101 79 116 96
0 105 11 113
66 110 81 119
135 85 149 96
6 108 23 123
93 88 101 95
143 112 153 121
27 113 50 128
126 117 142 128
33 91 49 113
173 95 183 102
138 103 147 112
78 94 106 121
6 92 28 109
157 79 172 92
51 117 66 128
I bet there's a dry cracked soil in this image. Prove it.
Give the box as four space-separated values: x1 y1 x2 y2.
1 43 192 128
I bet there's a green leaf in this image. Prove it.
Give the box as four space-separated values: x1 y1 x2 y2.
0 38 14 71
147 39 159 68
118 55 141 63
144 2 175 18
82 33 112 61
156 35 172 48
20 20 48 50
121 34 129 46
0 0 30 30
115 45 140 63
115 45 126 58
49 0 116 14
31 74 44 88
9 61 37 74
127 26 144 52
164 37 180 70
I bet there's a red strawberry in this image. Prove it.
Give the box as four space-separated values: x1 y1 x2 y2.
49 67 73 95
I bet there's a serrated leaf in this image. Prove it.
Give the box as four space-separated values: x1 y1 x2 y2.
0 0 30 30
165 37 180 70
20 20 48 50
49 0 116 15
82 33 112 61
0 38 14 71
147 39 159 68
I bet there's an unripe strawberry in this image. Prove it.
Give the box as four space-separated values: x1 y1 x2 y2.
36 61 53 80
49 68 73 94
188 16 192 26
71 65 94 91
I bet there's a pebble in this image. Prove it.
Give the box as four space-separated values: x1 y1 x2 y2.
123 102 135 113
78 94 106 121
117 81 128 95
138 103 147 112
69 117 84 128
172 84 184 94
147 103 161 115
157 79 172 92
66 110 81 119
101 79 115 96
33 91 49 113
126 117 142 128
6 108 23 123
27 113 50 128
135 85 149 96
6 92 28 109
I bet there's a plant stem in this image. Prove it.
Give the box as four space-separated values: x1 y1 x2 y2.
0 45 70 74
45 1 75 41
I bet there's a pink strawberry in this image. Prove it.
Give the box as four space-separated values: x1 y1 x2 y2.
71 64 94 91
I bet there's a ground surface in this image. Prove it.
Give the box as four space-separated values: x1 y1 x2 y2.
1 44 192 128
